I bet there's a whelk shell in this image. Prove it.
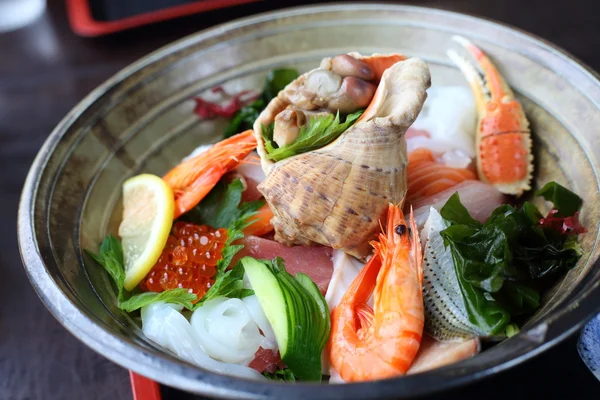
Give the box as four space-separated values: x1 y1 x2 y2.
256 56 431 259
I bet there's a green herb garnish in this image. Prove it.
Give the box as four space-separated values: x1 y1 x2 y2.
262 109 363 162
180 178 263 229
180 177 262 307
262 69 300 101
86 235 197 312
119 289 196 312
224 68 299 138
191 226 256 309
262 368 297 382
87 179 263 311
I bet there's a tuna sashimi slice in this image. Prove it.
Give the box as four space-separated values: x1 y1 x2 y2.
249 347 285 374
233 235 334 294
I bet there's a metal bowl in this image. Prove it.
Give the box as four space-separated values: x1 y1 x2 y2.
17 4 600 399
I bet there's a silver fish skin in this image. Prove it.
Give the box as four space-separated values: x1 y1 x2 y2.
422 207 487 341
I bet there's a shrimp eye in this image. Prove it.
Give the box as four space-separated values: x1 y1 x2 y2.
395 224 407 235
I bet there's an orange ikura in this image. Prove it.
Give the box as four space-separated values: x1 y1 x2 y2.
140 222 227 300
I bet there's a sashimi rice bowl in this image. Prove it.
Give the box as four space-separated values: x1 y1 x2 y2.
82 38 590 384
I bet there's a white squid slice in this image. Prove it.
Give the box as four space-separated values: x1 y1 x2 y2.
190 297 267 365
141 302 264 380
324 249 366 311
409 86 477 158
242 295 277 350
236 153 267 184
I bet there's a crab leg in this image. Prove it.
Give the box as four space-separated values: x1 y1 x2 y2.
448 36 533 196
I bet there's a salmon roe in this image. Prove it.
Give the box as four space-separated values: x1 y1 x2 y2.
140 222 228 300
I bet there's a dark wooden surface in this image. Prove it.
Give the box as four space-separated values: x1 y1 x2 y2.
1 1 598 399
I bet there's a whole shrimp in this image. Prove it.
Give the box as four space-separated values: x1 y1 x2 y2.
328 203 424 382
163 130 257 219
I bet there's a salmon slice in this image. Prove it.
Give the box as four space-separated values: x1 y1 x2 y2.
407 148 476 205
407 148 436 165
409 163 474 183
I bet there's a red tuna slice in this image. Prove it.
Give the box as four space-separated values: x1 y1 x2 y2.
249 347 286 374
233 235 334 294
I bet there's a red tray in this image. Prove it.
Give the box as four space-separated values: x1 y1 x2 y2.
66 0 260 37
130 371 162 400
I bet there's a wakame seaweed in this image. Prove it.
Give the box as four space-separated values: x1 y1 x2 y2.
439 182 584 335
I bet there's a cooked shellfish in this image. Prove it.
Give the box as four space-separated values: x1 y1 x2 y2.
256 55 431 259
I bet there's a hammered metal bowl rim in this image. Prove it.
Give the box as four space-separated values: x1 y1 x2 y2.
18 3 600 399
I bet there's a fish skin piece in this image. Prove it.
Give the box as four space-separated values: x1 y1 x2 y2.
421 208 487 341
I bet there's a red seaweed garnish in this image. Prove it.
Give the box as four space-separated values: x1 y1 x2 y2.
538 209 587 235
194 87 259 119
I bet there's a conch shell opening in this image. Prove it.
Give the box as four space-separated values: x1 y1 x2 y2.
255 54 431 259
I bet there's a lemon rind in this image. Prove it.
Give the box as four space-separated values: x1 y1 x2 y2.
121 174 175 291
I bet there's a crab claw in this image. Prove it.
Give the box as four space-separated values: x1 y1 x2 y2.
448 35 533 196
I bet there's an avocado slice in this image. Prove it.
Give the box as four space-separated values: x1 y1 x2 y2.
241 256 330 381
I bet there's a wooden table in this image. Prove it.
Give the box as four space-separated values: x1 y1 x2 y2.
1 1 598 399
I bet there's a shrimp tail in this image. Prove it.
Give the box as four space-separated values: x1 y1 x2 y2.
355 303 375 332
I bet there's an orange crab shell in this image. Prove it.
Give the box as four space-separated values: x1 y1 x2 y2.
477 100 532 190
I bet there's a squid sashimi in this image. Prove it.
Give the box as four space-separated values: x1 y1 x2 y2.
413 180 506 228
406 148 476 206
141 302 265 379
407 85 477 158
190 296 276 364
232 235 334 294
324 250 367 313
236 154 267 203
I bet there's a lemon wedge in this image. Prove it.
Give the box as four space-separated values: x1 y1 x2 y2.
118 174 174 291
